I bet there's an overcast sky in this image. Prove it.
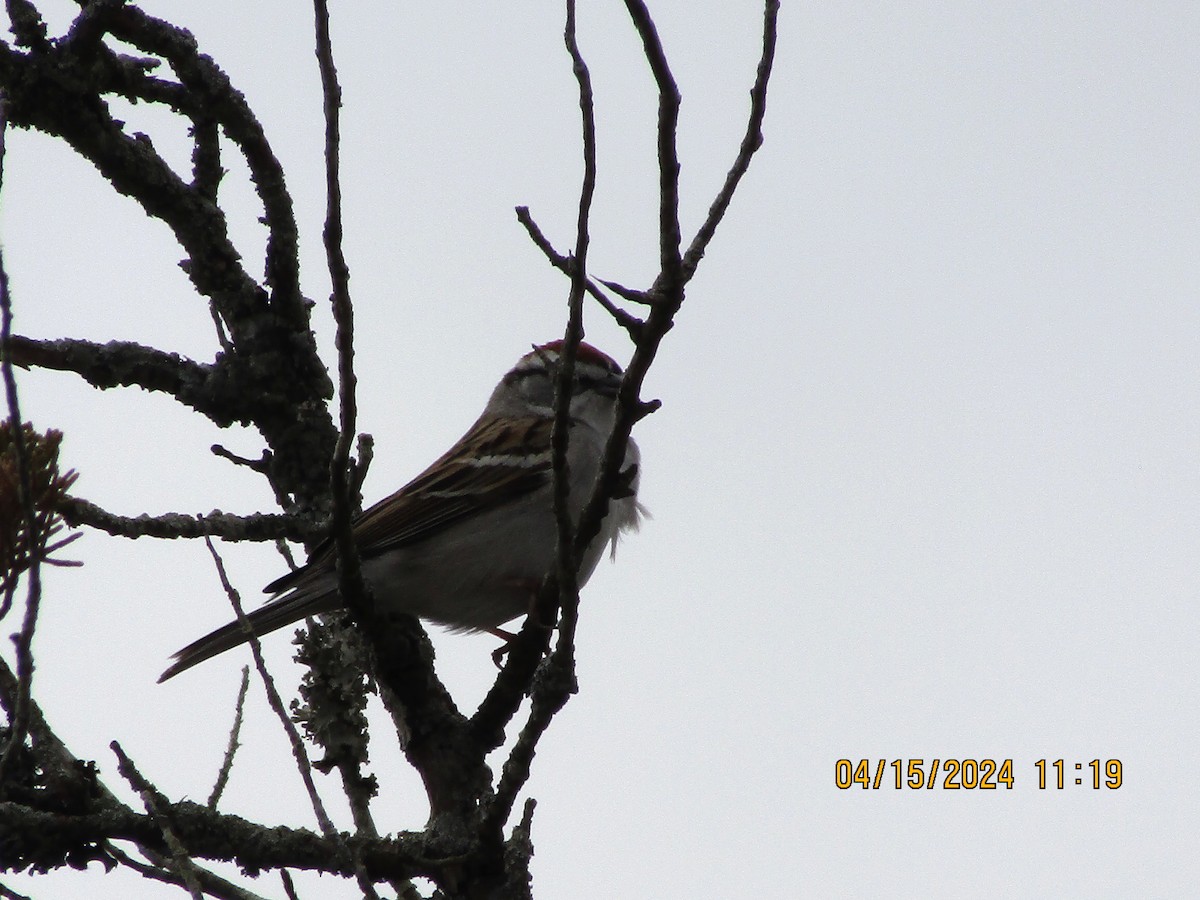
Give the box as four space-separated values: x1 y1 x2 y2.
2 1 1198 897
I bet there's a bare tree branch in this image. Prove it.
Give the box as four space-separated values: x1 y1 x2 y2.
206 666 250 810
551 0 598 665
596 275 655 306
0 5 338 521
111 741 205 900
514 206 647 337
2 335 208 397
308 8 389 897
60 497 319 543
572 0 778 582
623 0 684 293
107 844 272 900
483 9 779 873
202 538 338 840
0 334 308 430
280 870 300 900
0 109 43 790
2 650 437 885
682 0 780 281
101 4 307 326
486 0 598 836
0 798 439 880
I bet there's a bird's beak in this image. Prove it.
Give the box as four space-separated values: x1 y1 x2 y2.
595 370 623 398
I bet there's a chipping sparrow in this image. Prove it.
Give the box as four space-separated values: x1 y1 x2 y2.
159 340 643 681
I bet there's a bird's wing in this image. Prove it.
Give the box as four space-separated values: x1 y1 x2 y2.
355 414 554 552
266 415 554 593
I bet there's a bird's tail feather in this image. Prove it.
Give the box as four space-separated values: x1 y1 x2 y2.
158 588 337 682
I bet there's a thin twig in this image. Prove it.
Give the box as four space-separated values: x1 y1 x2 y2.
514 205 647 337
314 0 356 506
207 665 250 809
478 0 777 793
623 0 683 292
567 0 781 573
274 537 300 573
202 538 338 839
108 844 272 900
486 0 599 832
550 0 597 669
681 0 779 282
210 444 271 474
311 5 382 897
0 103 43 789
311 0 366 627
596 275 653 305
61 497 319 542
111 740 205 900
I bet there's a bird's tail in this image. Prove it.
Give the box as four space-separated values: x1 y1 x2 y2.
158 588 337 682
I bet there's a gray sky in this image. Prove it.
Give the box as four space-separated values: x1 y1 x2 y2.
2 1 1197 897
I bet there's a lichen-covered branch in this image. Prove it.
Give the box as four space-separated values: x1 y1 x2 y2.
0 799 440 881
60 497 319 543
0 5 337 518
2 335 272 429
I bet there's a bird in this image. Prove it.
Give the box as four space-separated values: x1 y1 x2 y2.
159 340 643 681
